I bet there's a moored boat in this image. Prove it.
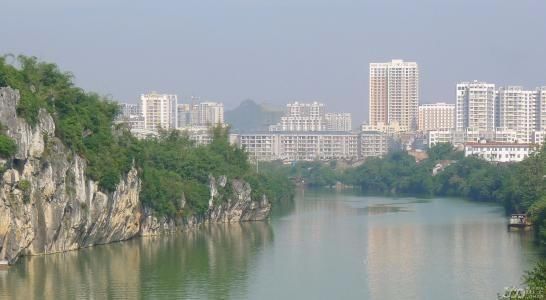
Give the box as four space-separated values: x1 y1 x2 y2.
508 214 532 228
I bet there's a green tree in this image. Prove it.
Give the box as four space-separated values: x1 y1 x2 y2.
522 262 546 299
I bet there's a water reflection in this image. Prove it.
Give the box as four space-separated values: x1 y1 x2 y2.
365 198 539 299
270 191 297 219
0 221 273 299
0 191 541 300
360 204 412 214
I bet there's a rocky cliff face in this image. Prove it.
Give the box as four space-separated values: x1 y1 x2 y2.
140 176 271 236
0 87 271 265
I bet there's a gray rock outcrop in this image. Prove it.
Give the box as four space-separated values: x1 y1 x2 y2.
0 87 271 265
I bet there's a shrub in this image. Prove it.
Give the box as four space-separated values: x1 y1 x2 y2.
18 179 31 203
0 135 16 158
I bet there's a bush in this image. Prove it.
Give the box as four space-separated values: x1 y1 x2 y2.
0 134 16 158
18 179 31 203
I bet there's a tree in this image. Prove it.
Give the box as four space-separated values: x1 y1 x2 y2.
522 262 546 299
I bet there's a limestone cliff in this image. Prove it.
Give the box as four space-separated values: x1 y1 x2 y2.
0 87 271 265
140 176 271 235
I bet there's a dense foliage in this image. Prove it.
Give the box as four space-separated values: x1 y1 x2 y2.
342 143 545 215
521 262 546 299
0 134 16 158
0 55 294 216
344 151 434 196
0 55 131 191
285 142 546 246
0 122 17 160
133 127 289 216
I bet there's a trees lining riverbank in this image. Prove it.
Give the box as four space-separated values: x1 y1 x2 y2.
268 143 546 246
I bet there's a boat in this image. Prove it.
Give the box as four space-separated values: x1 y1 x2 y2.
508 214 532 228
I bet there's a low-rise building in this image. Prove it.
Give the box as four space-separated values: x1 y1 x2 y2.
237 132 359 161
360 122 405 135
427 128 519 148
360 131 389 158
464 141 536 162
239 133 280 161
427 129 456 147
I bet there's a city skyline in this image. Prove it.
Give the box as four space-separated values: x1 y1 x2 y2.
2 0 545 124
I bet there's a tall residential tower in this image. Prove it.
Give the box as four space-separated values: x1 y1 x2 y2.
455 81 496 131
369 59 419 131
140 92 177 131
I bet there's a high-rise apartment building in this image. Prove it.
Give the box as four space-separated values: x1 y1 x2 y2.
538 87 546 131
198 102 224 126
176 104 195 128
456 81 496 131
140 92 177 131
369 59 419 131
418 103 455 131
433 83 546 147
278 101 325 131
119 103 140 117
116 103 144 130
270 101 351 132
496 86 539 143
324 113 352 131
287 101 325 118
177 102 224 128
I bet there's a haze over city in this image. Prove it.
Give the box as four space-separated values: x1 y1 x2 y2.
1 0 545 123
4 0 546 298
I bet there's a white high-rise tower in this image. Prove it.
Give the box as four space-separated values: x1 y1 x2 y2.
369 59 419 131
140 92 177 131
456 81 496 131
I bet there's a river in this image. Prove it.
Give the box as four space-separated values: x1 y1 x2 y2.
0 189 540 299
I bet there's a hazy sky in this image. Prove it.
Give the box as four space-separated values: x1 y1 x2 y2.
1 0 545 123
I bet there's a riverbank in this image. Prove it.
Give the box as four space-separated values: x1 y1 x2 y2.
264 143 546 247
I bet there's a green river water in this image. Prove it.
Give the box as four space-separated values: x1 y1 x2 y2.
0 189 540 299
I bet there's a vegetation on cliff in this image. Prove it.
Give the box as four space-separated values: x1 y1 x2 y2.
0 122 17 159
0 134 16 159
0 55 294 217
0 55 132 192
133 127 294 216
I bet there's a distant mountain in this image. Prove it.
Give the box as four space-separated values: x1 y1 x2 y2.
226 99 284 132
